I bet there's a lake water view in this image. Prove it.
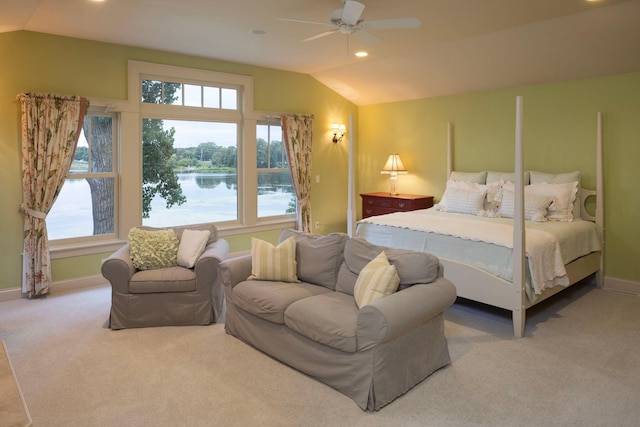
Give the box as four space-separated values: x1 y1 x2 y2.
47 172 295 240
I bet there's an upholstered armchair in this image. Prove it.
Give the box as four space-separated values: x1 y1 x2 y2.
102 223 229 330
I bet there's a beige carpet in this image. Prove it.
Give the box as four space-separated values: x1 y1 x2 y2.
0 281 639 426
0 340 32 427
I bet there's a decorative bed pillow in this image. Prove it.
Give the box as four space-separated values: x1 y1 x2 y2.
529 170 581 219
442 186 487 216
527 182 579 222
497 184 554 222
128 227 179 270
177 229 211 268
486 171 530 185
449 170 487 184
353 251 400 308
249 236 298 282
438 180 497 214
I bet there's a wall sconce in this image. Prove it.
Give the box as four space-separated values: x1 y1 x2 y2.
331 124 346 143
380 153 408 195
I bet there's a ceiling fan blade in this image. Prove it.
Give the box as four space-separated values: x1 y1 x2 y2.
303 29 339 42
352 30 381 45
342 0 365 25
361 17 421 30
278 17 335 28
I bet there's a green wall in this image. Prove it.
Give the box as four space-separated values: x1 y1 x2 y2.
358 73 640 283
0 31 357 291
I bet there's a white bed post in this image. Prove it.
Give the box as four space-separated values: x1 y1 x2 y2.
513 96 526 338
447 122 453 178
596 112 604 287
347 114 356 237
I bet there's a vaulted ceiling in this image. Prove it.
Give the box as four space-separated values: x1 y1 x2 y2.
3 0 640 105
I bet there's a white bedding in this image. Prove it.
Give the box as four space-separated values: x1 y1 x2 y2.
356 209 602 300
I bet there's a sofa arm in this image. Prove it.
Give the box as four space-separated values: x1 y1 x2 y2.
218 254 252 291
195 238 230 272
356 277 457 350
101 244 136 293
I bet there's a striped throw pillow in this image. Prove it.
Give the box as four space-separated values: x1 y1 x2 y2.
249 236 298 282
353 251 400 308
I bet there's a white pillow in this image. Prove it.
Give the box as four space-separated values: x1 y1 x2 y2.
177 229 211 268
529 171 581 219
353 251 400 308
527 182 579 222
437 180 499 213
449 171 487 184
248 236 298 282
498 184 553 222
443 186 487 216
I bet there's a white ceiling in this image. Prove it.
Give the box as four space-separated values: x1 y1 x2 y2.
2 0 640 105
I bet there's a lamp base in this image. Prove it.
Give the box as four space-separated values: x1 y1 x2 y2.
389 174 398 195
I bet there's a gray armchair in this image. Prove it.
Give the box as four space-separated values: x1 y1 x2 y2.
101 223 229 330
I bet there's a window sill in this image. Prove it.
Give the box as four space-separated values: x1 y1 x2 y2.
49 219 297 259
50 239 126 260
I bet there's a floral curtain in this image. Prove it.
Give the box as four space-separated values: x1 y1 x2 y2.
281 114 314 232
17 93 89 297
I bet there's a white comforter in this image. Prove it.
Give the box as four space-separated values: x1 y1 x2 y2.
359 209 601 296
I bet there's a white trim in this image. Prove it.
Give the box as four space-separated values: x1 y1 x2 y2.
50 276 109 294
0 288 23 302
605 277 640 296
0 275 109 301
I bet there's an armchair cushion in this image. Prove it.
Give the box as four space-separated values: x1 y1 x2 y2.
128 227 179 270
129 266 196 293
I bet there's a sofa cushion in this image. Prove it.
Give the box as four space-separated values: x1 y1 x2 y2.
249 237 298 282
128 227 179 270
336 238 441 295
353 251 400 308
234 280 331 324
129 266 196 293
284 292 359 353
279 230 348 290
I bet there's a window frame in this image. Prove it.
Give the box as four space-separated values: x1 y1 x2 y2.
51 61 296 259
49 106 123 258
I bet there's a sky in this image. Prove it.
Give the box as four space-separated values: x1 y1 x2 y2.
163 119 238 148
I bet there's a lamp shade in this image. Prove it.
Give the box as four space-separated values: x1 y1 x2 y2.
380 153 407 174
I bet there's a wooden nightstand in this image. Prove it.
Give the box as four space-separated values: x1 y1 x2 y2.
360 193 434 219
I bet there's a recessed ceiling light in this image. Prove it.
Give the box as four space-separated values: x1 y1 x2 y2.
355 51 368 58
251 29 267 35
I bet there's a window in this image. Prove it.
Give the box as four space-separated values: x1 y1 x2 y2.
142 118 239 227
48 112 117 241
141 79 238 110
136 62 296 231
257 120 296 218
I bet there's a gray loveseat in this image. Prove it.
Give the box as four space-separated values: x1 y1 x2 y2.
218 229 456 411
102 223 229 329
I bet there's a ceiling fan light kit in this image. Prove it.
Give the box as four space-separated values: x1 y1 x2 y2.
279 0 421 47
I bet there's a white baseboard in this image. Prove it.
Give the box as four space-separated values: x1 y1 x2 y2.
0 288 23 302
604 276 640 296
0 275 108 302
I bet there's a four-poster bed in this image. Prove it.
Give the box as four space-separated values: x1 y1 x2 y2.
355 97 604 337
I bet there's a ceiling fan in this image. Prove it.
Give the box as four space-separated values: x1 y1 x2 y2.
278 0 421 45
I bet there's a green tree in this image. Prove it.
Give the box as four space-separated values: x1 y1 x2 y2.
140 81 186 218
142 119 186 218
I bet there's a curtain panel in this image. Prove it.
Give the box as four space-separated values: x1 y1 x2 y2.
281 114 314 232
17 93 89 297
